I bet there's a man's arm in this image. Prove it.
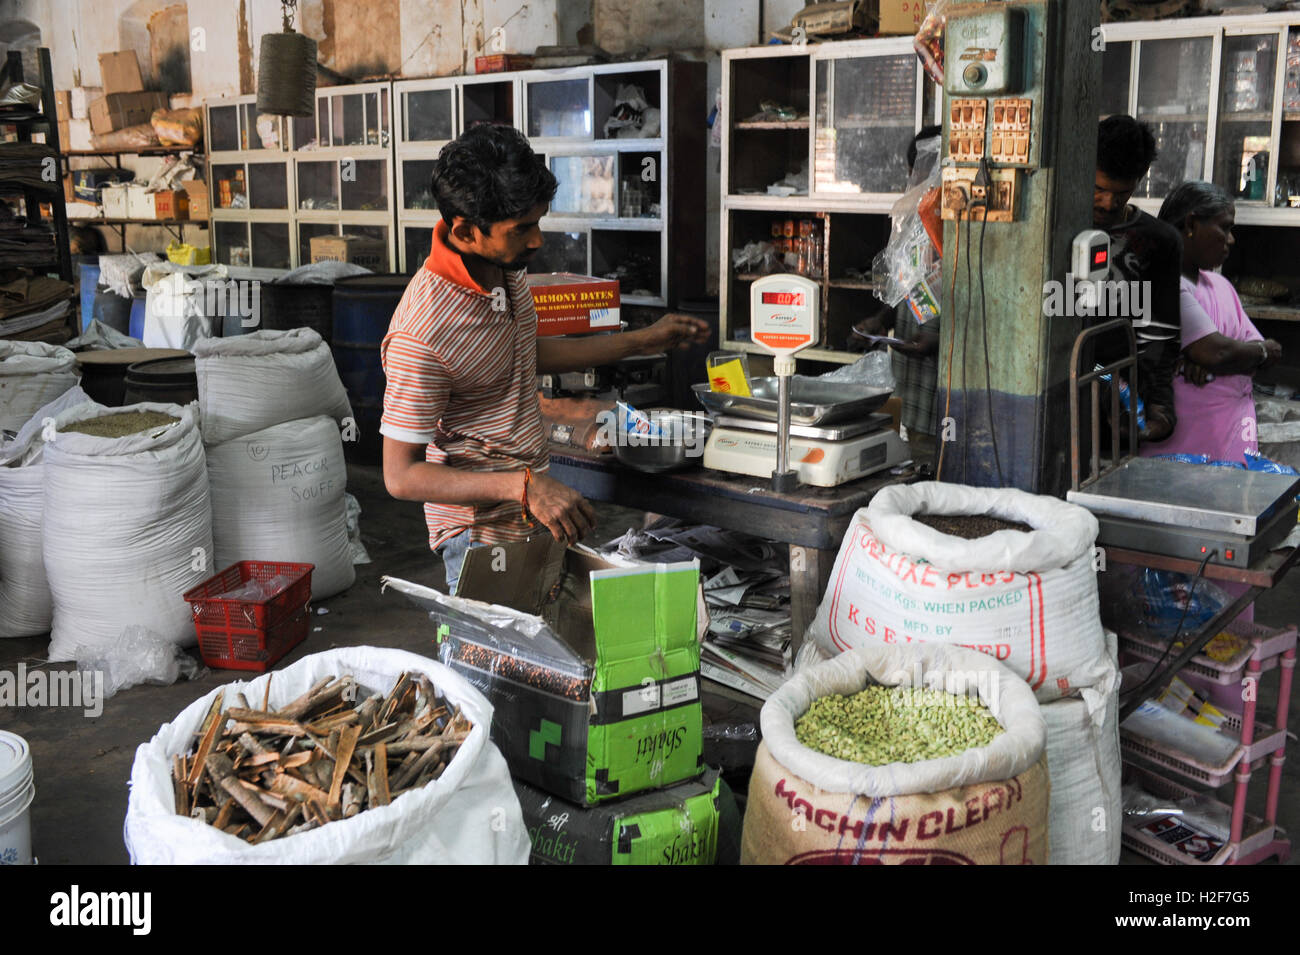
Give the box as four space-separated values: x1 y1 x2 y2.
1135 230 1182 443
537 312 710 374
383 438 598 543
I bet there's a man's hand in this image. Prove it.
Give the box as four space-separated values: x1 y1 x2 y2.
1140 406 1174 444
847 310 890 352
1179 356 1212 387
527 472 598 544
637 313 711 353
1261 339 1283 370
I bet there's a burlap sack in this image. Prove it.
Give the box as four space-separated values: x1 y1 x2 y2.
742 644 1050 865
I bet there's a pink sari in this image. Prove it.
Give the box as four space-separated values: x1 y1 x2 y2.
1140 270 1262 463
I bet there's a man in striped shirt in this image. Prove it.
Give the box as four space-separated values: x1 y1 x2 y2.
380 125 709 591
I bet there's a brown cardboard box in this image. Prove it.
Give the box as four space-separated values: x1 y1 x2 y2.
526 273 622 337
877 0 931 35
310 234 388 271
98 51 144 95
88 91 168 135
152 189 189 220
475 54 535 74
54 90 71 122
182 181 209 219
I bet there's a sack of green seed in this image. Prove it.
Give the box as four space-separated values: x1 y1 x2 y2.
742 643 1049 865
808 482 1115 708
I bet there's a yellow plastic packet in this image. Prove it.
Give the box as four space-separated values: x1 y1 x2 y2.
706 351 752 396
167 241 211 266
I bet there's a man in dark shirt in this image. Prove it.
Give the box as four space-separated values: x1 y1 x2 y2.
1092 115 1181 443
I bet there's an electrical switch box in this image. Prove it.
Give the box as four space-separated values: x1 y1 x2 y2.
948 97 987 162
944 7 1026 95
989 98 1032 165
940 165 1018 223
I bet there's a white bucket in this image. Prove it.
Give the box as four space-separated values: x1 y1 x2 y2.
0 731 35 865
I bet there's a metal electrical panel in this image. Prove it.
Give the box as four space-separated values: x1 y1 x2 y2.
940 6 1035 223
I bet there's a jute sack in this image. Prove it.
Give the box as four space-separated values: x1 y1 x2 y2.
193 328 352 445
0 340 79 435
808 482 1114 708
742 643 1049 865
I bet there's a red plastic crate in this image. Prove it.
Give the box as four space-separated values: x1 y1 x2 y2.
183 561 314 671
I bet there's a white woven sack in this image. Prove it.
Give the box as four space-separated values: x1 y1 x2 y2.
124 646 530 864
763 643 1045 796
0 340 79 435
42 401 213 661
1043 688 1122 865
193 328 352 445
206 416 355 599
809 482 1114 709
0 387 93 638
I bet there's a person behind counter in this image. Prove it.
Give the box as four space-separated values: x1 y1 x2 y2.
1093 115 1182 444
848 125 943 469
380 124 709 593
1140 180 1282 462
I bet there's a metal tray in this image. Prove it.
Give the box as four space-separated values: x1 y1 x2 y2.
692 377 892 426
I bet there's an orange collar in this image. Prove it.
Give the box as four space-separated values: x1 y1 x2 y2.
424 220 491 295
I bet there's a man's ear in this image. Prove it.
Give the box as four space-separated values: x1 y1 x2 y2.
448 216 481 248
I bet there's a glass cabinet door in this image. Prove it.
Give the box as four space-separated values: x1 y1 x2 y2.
297 161 339 210
291 113 318 150
250 223 291 269
531 230 587 274
404 89 453 142
246 162 289 210
402 159 438 211
1135 36 1213 197
299 223 338 259
241 104 283 150
1278 27 1300 207
1214 33 1280 203
209 105 240 152
463 81 514 130
549 155 615 215
528 79 592 138
212 163 247 209
814 53 918 195
340 159 389 211
1100 41 1133 117
214 221 250 267
403 226 434 272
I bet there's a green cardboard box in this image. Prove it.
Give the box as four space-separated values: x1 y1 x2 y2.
516 768 728 865
387 537 705 805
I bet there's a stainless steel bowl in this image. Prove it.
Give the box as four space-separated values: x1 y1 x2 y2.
611 409 713 473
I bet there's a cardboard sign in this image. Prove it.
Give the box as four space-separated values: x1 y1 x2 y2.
527 272 621 337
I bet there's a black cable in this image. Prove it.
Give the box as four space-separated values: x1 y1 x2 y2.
962 211 973 484
977 209 1005 487
1134 549 1216 697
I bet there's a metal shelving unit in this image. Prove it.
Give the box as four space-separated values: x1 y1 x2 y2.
719 39 941 366
0 47 74 341
205 94 293 269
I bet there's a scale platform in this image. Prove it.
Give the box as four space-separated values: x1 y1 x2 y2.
704 413 909 488
1066 458 1300 567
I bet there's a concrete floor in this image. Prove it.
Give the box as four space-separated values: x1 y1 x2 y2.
2 462 1296 864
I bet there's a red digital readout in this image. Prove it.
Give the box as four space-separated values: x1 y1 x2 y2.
1093 248 1108 266
761 291 805 306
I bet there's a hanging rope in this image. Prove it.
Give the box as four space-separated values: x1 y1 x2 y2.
257 0 316 117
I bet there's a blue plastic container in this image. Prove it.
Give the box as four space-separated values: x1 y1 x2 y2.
331 275 409 464
128 290 148 340
78 260 101 331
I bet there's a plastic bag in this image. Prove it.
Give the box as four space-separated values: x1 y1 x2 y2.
345 492 372 564
151 108 203 148
1244 449 1298 475
816 352 895 391
90 122 161 152
217 574 298 603
98 252 162 298
75 625 205 699
603 84 660 139
64 320 144 351
731 240 785 275
872 148 943 308
1137 569 1232 638
913 0 951 86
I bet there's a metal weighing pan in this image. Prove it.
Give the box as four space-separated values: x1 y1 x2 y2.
692 377 893 426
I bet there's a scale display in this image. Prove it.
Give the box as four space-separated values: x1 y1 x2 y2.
750 274 820 359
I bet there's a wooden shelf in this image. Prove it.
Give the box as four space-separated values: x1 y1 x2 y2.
828 278 874 290
1219 111 1273 123
734 119 810 130
97 217 209 225
1245 303 1300 322
66 147 205 157
1136 112 1207 124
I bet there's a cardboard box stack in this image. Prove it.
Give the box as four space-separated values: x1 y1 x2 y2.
87 50 167 136
390 536 725 865
526 273 621 337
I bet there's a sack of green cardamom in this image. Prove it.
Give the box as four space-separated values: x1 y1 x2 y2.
742 643 1050 865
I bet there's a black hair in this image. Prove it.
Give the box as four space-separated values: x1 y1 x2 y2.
1097 115 1158 181
1158 179 1234 233
431 124 558 232
907 124 943 172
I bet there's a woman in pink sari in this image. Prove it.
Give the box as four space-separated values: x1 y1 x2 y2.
1140 181 1282 462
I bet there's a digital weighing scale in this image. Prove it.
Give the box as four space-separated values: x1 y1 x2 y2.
705 413 910 488
1066 458 1300 568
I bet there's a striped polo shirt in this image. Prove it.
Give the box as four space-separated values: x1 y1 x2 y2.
379 220 548 550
